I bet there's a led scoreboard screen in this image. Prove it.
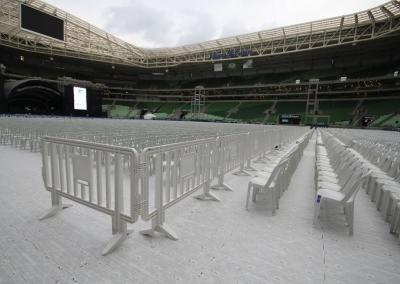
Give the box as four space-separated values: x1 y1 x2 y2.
73 87 88 111
20 4 64 41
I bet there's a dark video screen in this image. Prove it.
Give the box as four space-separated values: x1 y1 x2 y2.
21 4 64 41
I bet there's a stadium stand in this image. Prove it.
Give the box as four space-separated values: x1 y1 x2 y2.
230 102 273 122
203 102 238 118
318 101 356 125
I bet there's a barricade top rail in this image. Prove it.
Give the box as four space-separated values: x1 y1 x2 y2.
41 136 139 155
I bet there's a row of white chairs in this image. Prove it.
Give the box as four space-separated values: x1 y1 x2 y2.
327 129 400 239
0 116 303 152
246 132 311 214
314 130 371 235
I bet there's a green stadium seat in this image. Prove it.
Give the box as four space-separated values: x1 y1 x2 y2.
230 102 273 122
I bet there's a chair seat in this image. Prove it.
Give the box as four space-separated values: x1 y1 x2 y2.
318 182 342 191
375 177 396 184
371 171 393 179
317 168 335 175
318 171 337 178
317 164 334 170
318 176 339 184
250 176 271 187
317 188 345 201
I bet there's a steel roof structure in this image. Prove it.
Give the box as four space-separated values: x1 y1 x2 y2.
1 0 400 68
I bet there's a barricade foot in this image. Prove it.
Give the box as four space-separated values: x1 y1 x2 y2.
211 183 233 191
101 229 133 256
233 170 251 176
244 166 257 171
254 158 267 164
140 224 179 240
39 204 72 220
194 191 220 201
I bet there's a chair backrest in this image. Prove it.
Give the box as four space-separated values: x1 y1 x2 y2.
339 161 364 196
263 157 290 188
388 156 400 178
335 158 360 184
345 168 372 203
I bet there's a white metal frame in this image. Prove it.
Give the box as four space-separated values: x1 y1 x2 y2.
1 0 400 68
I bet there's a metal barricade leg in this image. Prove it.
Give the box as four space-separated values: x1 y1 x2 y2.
211 174 233 191
244 158 257 171
102 220 132 256
195 180 220 201
140 215 179 241
233 134 252 176
39 143 72 220
39 192 72 220
102 153 133 255
233 163 251 176
140 153 178 240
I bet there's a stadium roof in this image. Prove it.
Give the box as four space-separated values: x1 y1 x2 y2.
0 0 400 68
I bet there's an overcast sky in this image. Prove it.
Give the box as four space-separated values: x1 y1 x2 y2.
45 0 385 48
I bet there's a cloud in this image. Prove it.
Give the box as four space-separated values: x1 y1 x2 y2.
104 1 173 47
174 10 217 46
45 0 386 48
103 1 217 47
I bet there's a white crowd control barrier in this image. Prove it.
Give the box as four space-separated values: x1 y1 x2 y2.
1 116 287 150
3 116 310 254
139 138 219 240
40 137 140 255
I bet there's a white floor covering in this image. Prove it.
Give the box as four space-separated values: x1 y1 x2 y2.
0 135 399 283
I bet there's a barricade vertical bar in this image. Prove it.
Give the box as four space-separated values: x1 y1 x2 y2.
212 138 233 191
88 150 95 203
165 151 171 203
102 153 132 256
96 151 103 206
42 141 50 187
195 142 220 201
140 153 178 240
130 150 139 222
105 152 111 209
58 144 65 192
65 145 72 195
244 132 257 171
172 149 178 199
234 134 251 176
39 141 72 221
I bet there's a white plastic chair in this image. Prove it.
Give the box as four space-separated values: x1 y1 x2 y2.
246 158 289 214
314 166 371 236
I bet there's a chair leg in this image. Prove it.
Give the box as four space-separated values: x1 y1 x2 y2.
345 202 355 236
313 196 322 227
252 187 258 203
385 197 393 222
246 183 252 210
380 191 390 219
365 176 373 195
376 187 384 211
390 205 400 233
271 189 276 216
